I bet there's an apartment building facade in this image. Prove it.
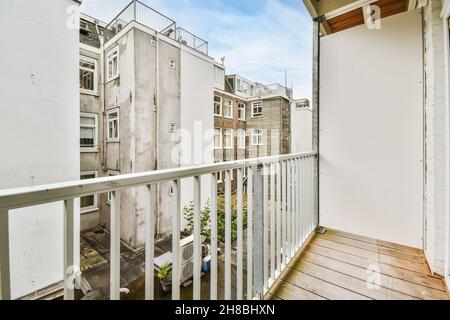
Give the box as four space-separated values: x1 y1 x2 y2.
78 2 220 247
225 75 293 159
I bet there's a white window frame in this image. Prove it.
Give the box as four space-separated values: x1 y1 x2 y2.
238 102 246 121
80 55 98 95
107 171 120 204
214 128 222 149
237 129 246 149
107 109 120 142
252 101 263 117
80 112 99 152
106 46 120 82
224 99 233 119
80 171 98 213
214 95 222 116
224 128 233 149
251 129 263 146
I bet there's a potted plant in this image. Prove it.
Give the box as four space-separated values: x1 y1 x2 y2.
157 263 172 292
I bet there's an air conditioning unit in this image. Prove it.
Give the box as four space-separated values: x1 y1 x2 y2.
179 235 194 283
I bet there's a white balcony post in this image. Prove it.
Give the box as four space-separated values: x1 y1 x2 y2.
236 168 244 299
246 166 254 299
193 176 202 300
253 164 264 299
210 173 218 300
64 199 76 300
224 170 232 300
110 191 121 300
270 163 276 282
0 209 11 300
145 185 155 300
172 180 181 300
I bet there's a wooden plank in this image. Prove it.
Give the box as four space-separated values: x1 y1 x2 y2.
281 267 369 300
292 260 417 300
306 243 446 291
264 291 283 300
269 279 326 300
302 251 449 300
312 237 429 274
326 228 423 255
317 233 425 263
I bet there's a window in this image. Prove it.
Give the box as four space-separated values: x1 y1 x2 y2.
252 102 263 117
214 128 222 149
238 103 246 121
107 109 119 141
107 46 119 81
224 99 233 118
80 56 97 94
107 171 119 203
80 171 97 212
80 113 98 150
237 129 246 149
214 66 224 83
251 129 263 146
214 96 222 116
224 129 233 149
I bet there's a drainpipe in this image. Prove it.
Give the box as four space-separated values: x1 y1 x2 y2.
155 33 161 234
95 23 107 172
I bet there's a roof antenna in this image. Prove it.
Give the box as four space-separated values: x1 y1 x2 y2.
284 70 288 88
221 56 225 65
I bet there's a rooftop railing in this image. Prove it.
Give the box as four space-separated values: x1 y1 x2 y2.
175 27 208 55
0 152 317 300
103 1 209 55
104 0 176 43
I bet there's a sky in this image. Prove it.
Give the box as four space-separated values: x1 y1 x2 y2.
80 0 313 100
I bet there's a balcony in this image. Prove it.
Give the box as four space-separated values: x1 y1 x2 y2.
103 0 208 55
0 153 317 300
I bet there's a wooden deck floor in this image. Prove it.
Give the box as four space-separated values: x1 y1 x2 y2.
267 229 449 300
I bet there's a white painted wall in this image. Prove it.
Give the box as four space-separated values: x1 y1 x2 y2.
180 49 214 225
291 105 313 153
0 0 80 298
319 10 424 248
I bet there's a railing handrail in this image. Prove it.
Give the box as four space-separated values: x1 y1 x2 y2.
0 152 316 211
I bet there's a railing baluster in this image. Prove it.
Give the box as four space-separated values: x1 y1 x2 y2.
246 166 254 300
110 191 121 300
193 176 202 300
286 160 292 260
224 170 232 300
210 174 218 300
263 165 269 289
145 185 155 300
237 168 244 300
64 199 75 300
292 160 297 252
270 163 275 283
0 209 11 300
172 180 181 300
281 161 287 266
301 158 306 242
253 165 264 299
296 158 301 250
308 157 316 231
276 162 281 274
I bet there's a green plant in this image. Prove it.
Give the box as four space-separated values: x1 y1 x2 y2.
157 263 172 282
183 196 248 242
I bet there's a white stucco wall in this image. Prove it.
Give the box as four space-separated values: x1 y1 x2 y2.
319 10 424 248
291 105 313 153
180 49 214 225
0 0 80 298
423 0 449 277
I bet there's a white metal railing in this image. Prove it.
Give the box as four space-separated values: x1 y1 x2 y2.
0 152 317 300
